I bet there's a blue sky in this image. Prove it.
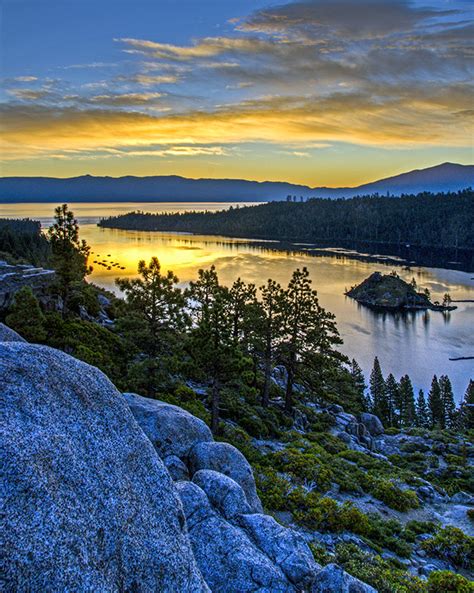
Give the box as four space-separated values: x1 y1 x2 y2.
1 0 473 185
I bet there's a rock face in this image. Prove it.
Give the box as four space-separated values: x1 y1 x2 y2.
360 413 385 437
176 481 294 593
190 441 263 513
0 260 55 310
124 391 213 460
0 322 26 342
1 342 208 593
312 564 377 592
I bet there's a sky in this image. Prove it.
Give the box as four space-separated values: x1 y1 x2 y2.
0 0 473 186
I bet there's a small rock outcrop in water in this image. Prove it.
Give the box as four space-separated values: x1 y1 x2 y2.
346 272 457 311
2 331 384 592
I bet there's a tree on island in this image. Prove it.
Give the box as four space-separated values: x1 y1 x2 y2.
48 204 91 314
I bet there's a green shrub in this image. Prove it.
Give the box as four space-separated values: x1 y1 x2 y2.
372 481 419 512
334 543 425 593
427 570 474 593
422 527 474 569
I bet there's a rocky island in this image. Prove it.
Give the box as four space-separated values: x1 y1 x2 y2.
346 272 457 312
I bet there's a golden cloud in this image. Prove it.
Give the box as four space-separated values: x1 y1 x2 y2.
1 86 472 163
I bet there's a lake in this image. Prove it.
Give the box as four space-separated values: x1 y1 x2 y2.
1 201 473 402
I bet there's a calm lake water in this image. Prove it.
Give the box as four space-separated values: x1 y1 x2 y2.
2 201 473 402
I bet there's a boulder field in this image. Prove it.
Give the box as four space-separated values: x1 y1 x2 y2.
1 325 376 592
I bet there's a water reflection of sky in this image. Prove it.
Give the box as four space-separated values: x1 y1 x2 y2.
2 202 473 402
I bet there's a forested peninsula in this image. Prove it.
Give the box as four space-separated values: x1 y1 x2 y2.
98 190 474 271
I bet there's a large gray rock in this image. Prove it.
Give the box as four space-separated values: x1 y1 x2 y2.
237 513 319 588
190 441 263 513
360 413 384 436
164 454 190 481
312 564 377 593
0 322 26 342
176 481 294 593
193 469 252 519
124 392 213 460
1 342 208 593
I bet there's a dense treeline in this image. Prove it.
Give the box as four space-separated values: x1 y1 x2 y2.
99 190 474 250
0 218 52 266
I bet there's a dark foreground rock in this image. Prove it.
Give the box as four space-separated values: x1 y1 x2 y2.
2 334 382 593
1 342 208 593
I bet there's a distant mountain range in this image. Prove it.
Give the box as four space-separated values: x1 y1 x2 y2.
0 162 472 203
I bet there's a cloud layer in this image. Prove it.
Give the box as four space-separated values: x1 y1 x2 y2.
1 0 472 180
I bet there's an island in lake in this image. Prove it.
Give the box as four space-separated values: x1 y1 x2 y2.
346 272 457 311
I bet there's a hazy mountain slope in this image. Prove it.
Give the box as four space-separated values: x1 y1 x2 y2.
0 162 472 203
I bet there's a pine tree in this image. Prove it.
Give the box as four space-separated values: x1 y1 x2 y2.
459 380 474 431
349 359 368 412
399 375 416 427
439 375 456 429
6 286 47 343
279 267 341 413
116 257 187 396
416 389 430 428
186 266 241 434
370 357 388 424
385 373 399 427
48 204 92 313
258 279 285 407
428 375 444 428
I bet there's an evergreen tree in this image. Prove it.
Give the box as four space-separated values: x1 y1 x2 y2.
459 380 474 431
258 279 285 407
186 266 240 434
399 375 416 427
439 375 456 429
415 389 430 428
428 375 444 428
116 257 187 396
370 357 388 424
349 359 368 412
48 204 91 313
385 373 399 427
5 286 47 343
279 267 341 413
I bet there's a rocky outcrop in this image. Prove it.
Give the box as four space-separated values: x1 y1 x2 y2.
124 391 213 459
360 413 384 437
1 341 208 592
0 260 55 310
190 441 263 513
2 333 386 593
176 481 295 593
346 271 456 311
312 564 377 593
0 322 26 342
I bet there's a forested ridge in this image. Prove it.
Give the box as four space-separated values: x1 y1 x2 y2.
99 190 473 249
